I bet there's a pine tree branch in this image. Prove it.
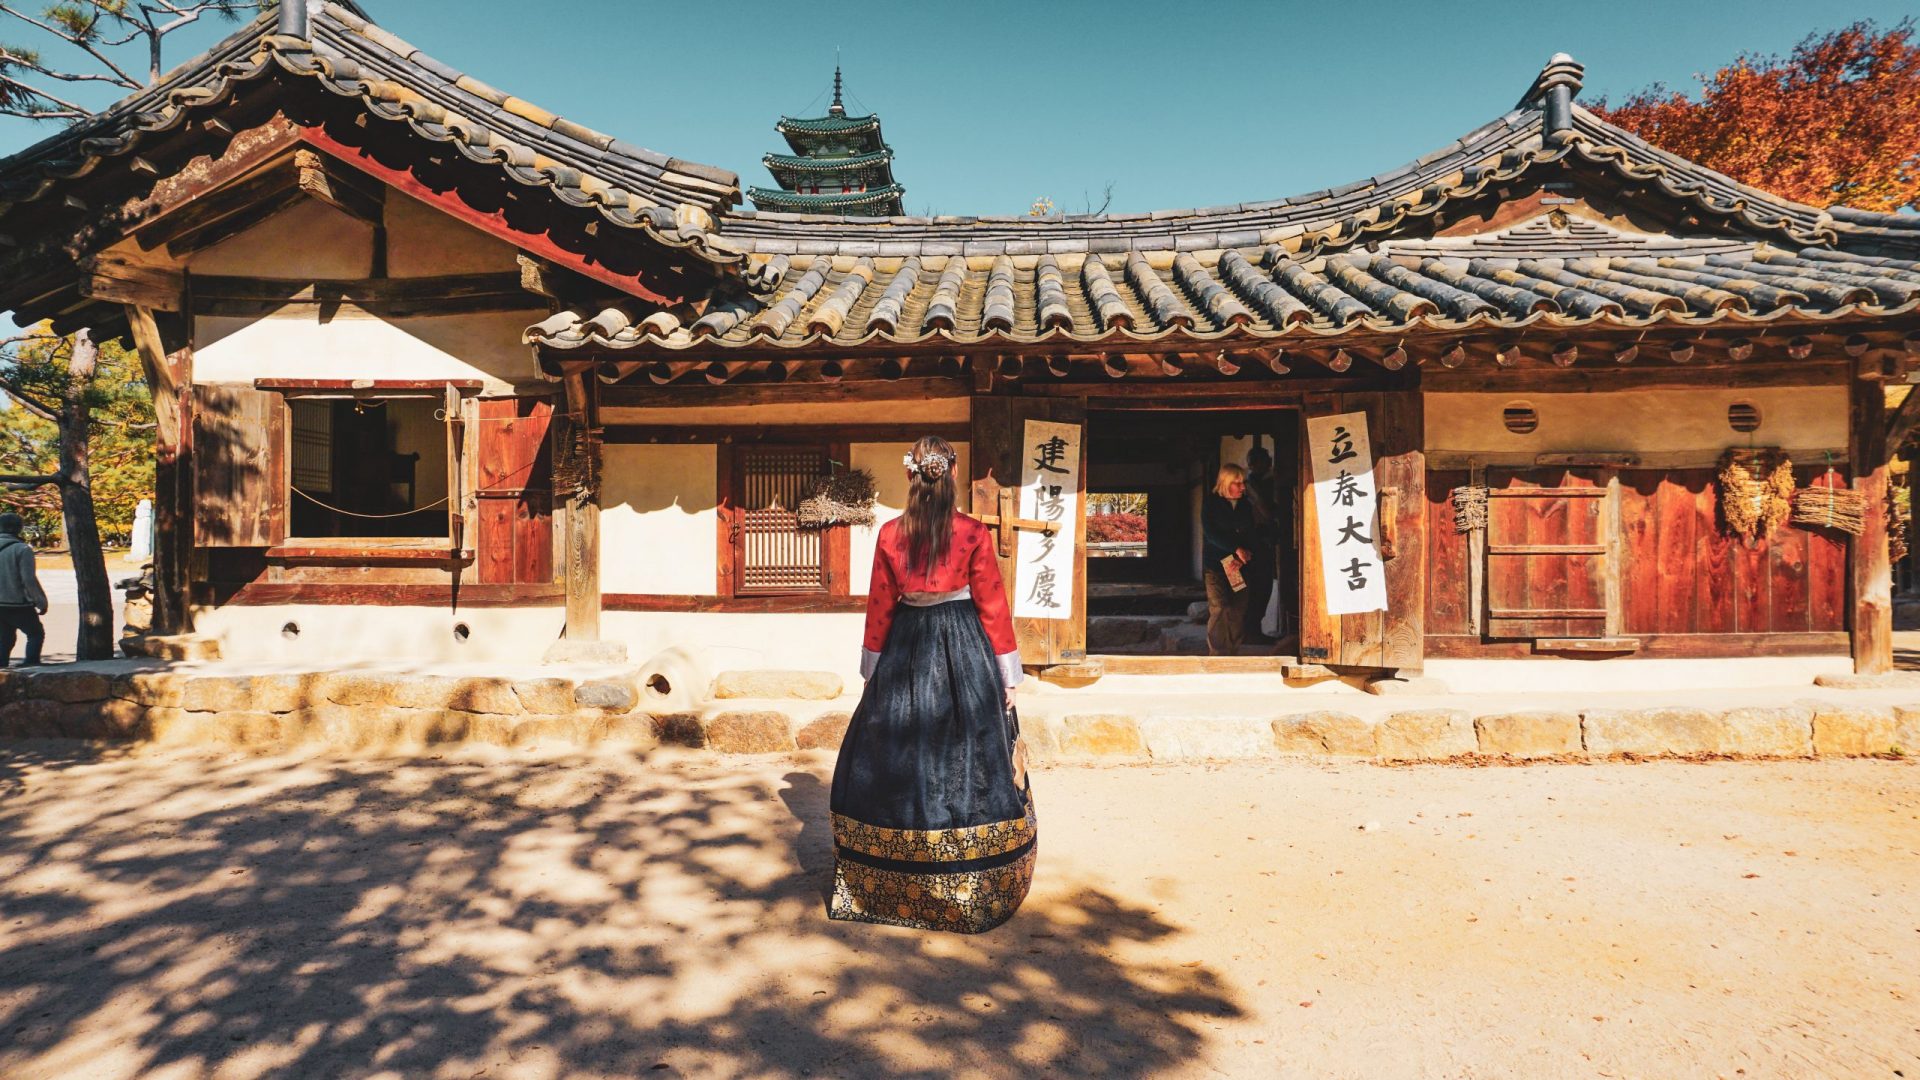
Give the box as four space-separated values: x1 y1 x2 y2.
0 2 146 89
0 73 97 118
0 47 137 86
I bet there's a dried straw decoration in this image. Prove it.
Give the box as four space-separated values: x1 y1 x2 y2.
1893 481 1912 563
1789 470 1867 536
1719 449 1795 543
1451 485 1488 532
796 467 878 529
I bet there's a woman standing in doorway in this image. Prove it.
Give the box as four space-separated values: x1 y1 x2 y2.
1202 463 1257 656
828 435 1035 933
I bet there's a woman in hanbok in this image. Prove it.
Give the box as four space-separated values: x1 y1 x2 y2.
828 435 1035 933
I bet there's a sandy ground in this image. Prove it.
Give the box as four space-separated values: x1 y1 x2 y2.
1 747 1917 1079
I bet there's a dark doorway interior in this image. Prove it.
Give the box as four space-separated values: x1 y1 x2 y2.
1085 409 1299 655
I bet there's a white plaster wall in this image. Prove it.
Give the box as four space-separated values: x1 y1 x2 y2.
847 441 970 595
604 610 865 678
194 308 549 393
383 190 519 277
600 443 716 594
188 197 374 279
1426 386 1848 457
195 604 567 664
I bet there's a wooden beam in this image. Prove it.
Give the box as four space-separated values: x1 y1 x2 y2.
83 256 184 312
293 147 384 226
559 372 601 643
1850 378 1892 674
602 422 971 445
192 273 534 318
600 375 967 408
134 161 299 250
166 185 307 257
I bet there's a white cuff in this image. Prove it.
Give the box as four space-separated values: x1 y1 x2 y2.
995 650 1025 689
859 649 881 681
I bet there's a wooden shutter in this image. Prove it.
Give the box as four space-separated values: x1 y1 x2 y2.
192 385 285 547
475 397 554 584
733 445 828 594
970 396 1087 666
1298 390 1426 670
1484 467 1615 641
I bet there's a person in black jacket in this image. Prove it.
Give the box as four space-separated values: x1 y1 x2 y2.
0 512 48 667
1201 464 1256 656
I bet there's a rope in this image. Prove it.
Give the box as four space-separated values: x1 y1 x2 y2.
292 486 450 519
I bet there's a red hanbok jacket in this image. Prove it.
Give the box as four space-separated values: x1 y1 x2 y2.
860 512 1024 687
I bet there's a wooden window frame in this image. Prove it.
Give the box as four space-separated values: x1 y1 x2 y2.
716 440 850 599
255 379 480 562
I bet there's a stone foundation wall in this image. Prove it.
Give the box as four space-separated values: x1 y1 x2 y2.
5 664 1914 763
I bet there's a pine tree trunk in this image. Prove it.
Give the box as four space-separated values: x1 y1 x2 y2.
59 330 114 661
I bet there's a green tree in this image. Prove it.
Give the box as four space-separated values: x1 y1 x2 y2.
0 333 153 544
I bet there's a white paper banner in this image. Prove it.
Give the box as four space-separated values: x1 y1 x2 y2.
1306 411 1389 616
1013 419 1081 620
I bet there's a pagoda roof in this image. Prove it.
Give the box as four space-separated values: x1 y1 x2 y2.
0 0 744 268
746 184 906 216
762 148 894 175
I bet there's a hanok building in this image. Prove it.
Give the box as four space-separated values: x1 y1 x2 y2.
3 3 1919 695
747 69 905 218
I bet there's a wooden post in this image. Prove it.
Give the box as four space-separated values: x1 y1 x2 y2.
1850 379 1893 673
560 372 602 642
124 302 192 633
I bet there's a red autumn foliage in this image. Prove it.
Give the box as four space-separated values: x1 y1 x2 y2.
1592 20 1920 212
1087 512 1147 543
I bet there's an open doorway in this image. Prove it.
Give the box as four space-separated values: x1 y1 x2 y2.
1085 408 1299 656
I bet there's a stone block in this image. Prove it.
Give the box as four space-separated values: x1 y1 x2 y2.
252 674 324 714
1475 711 1581 758
512 678 576 715
1813 705 1900 757
0 698 63 737
28 670 114 703
704 710 798 754
576 679 638 712
1057 714 1147 758
60 699 149 739
578 714 658 748
1892 706 1920 754
144 707 202 743
1138 716 1271 760
507 716 584 748
652 712 706 747
1719 706 1813 758
180 675 259 714
1582 708 1723 757
1272 711 1375 756
1814 672 1920 690
390 677 522 715
319 672 408 709
711 670 844 701
207 711 284 749
114 670 186 709
796 711 852 750
1018 712 1060 758
1376 710 1476 760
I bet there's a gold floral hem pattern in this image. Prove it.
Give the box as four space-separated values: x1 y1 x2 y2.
831 804 1036 863
829 846 1037 934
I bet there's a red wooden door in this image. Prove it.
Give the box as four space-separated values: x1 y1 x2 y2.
475 397 554 584
1484 468 1613 640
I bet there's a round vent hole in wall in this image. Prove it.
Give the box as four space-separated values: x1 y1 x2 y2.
281 622 300 640
1728 402 1762 433
1502 404 1539 435
452 622 471 643
646 674 672 698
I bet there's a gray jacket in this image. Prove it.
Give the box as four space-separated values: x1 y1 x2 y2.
0 534 47 610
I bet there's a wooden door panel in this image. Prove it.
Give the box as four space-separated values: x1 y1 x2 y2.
193 385 285 548
1485 468 1613 641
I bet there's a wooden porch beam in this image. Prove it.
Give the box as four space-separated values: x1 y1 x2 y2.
559 371 602 643
293 147 385 226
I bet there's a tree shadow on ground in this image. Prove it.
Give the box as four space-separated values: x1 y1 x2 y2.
0 747 1240 1079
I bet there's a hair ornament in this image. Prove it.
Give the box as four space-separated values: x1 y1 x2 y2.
903 450 952 482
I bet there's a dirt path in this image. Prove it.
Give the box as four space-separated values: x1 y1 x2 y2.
1 745 1916 1079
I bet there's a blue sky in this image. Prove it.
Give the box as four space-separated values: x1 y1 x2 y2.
2 0 1918 216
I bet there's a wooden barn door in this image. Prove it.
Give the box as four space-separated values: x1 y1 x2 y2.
192 385 286 548
1298 390 1425 672
475 397 555 584
970 396 1088 667
1483 467 1617 643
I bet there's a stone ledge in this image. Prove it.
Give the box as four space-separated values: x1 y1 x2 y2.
710 670 844 701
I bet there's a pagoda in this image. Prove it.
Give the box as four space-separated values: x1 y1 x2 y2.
748 68 904 217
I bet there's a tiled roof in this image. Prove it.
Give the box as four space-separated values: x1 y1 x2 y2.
0 1 743 262
763 148 895 180
525 244 1920 355
746 184 907 215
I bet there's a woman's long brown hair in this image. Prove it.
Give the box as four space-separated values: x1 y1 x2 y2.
903 435 957 569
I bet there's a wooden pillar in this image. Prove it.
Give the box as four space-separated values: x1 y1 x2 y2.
1850 378 1892 673
124 303 194 634
559 372 602 642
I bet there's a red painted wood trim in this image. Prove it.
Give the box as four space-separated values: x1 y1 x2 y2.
1424 631 1847 659
257 378 482 392
267 544 472 564
294 129 681 307
208 583 564 606
603 593 865 614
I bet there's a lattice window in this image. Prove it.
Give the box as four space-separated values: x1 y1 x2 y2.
737 445 827 593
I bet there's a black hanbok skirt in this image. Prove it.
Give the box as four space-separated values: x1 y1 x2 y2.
829 598 1035 934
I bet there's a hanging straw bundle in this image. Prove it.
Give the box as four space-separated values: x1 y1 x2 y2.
1789 468 1867 536
1719 449 1795 543
1451 485 1488 533
795 467 878 529
1892 481 1912 562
